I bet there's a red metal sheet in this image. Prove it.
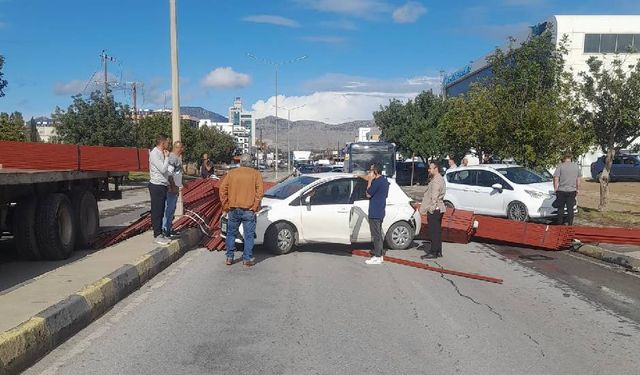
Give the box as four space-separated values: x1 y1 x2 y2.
0 141 78 170
79 146 140 172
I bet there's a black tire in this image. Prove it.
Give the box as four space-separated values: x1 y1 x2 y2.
37 193 76 260
71 190 99 249
444 200 454 209
507 201 529 221
264 222 297 255
14 199 42 260
385 221 415 250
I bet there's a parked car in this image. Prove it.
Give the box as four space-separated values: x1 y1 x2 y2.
590 154 640 181
444 164 576 221
395 161 428 186
297 165 333 175
221 173 421 254
330 166 343 173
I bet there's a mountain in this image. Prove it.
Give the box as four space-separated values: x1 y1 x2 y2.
180 106 227 122
256 116 377 151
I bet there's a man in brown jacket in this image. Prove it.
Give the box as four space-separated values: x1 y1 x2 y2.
220 154 264 267
419 161 446 259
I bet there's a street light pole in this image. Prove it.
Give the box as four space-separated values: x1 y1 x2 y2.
274 104 305 174
275 66 278 180
169 0 182 215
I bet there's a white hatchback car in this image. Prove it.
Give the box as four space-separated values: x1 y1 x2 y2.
221 173 421 254
444 164 575 221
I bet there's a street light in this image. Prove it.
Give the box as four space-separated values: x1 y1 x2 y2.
247 53 307 180
169 0 182 215
273 104 305 174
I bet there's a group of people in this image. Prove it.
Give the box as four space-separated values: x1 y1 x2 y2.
363 161 446 265
148 134 184 246
447 157 469 170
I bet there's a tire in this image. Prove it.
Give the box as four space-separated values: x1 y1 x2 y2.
385 221 414 250
13 199 42 260
264 222 297 255
37 193 76 260
444 200 454 209
507 201 529 222
71 190 99 249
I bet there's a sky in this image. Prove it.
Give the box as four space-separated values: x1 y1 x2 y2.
1 0 639 123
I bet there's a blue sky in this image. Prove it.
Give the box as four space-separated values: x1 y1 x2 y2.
1 0 639 123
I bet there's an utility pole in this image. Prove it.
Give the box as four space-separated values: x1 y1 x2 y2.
275 67 279 179
100 50 115 99
131 82 137 123
169 0 182 215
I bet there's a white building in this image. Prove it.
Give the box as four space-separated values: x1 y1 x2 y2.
199 97 256 155
33 117 57 143
443 15 640 175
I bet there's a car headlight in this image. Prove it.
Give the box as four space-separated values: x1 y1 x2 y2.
524 190 550 199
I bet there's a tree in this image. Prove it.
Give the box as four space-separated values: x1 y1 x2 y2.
193 125 235 164
481 32 592 169
0 111 27 141
27 117 41 142
53 91 136 146
0 55 7 98
577 58 640 211
374 91 448 161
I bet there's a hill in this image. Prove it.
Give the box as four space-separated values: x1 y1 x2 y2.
180 106 227 122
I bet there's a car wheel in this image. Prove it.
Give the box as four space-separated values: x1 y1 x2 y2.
265 222 297 255
444 200 454 209
385 221 414 250
507 201 529 222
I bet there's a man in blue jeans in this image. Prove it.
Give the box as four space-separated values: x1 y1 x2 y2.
162 141 184 238
220 154 264 267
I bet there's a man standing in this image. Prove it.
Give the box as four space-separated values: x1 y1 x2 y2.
461 158 469 167
220 154 264 267
162 140 184 239
420 161 446 259
447 158 457 170
553 152 581 225
200 153 213 179
365 164 390 265
149 134 171 246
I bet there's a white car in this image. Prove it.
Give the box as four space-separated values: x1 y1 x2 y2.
444 164 576 221
221 173 421 254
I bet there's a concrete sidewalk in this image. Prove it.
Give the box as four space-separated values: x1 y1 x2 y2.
0 229 202 374
576 242 640 272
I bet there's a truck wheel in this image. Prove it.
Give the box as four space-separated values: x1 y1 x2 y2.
385 221 414 250
14 199 42 260
71 190 99 249
265 222 297 255
37 193 76 260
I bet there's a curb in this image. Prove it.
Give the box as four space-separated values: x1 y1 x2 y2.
575 244 640 272
0 228 202 375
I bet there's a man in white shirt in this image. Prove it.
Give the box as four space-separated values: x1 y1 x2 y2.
163 141 184 238
149 134 171 245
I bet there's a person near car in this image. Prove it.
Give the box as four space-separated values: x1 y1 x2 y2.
365 164 390 265
162 140 184 239
461 158 469 167
420 161 446 259
149 134 171 246
220 153 264 267
200 153 213 179
447 158 457 170
553 152 581 225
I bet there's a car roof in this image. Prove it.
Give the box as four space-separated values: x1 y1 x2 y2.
445 164 522 174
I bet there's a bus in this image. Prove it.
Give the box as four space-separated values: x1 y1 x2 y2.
345 142 396 177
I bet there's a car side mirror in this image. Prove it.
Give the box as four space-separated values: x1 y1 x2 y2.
491 183 503 191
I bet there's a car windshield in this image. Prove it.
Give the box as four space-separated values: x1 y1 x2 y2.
263 176 319 199
496 167 549 184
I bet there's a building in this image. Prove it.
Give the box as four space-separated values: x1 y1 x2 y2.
443 15 640 174
33 116 57 143
357 127 381 142
199 97 256 155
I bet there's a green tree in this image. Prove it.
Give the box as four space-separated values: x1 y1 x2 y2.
53 91 135 146
193 125 235 164
374 91 448 161
0 111 27 141
577 58 640 211
0 55 7 98
483 32 592 168
27 117 41 142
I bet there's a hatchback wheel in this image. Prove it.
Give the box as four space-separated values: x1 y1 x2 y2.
507 201 529 221
265 222 297 255
385 221 414 250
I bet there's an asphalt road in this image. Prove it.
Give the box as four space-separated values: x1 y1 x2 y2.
25 241 640 375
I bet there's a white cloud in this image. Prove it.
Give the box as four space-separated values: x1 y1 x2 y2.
300 35 348 44
294 0 390 18
392 1 427 23
242 15 300 28
53 73 119 96
319 19 358 30
251 91 417 124
201 67 251 89
304 73 441 93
